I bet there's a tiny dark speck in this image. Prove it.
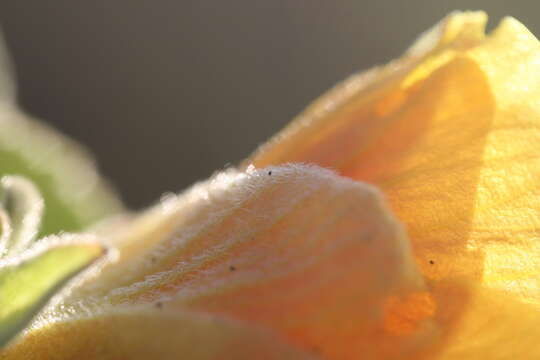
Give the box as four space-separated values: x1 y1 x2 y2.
229 265 236 271
429 260 435 265
155 302 163 309
268 171 272 175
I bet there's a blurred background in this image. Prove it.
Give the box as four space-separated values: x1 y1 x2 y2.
0 1 537 209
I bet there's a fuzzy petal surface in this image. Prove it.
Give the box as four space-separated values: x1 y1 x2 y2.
48 165 435 360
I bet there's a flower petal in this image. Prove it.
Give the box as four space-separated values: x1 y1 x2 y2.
1 307 315 360
63 164 435 359
435 17 540 359
245 11 540 356
435 288 540 359
245 11 488 169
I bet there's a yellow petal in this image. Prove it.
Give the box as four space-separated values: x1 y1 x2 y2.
61 164 435 359
245 11 540 357
436 15 540 359
1 306 316 360
245 11 488 169
436 288 540 359
463 16 540 305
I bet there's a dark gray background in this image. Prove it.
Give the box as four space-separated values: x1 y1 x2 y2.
0 1 536 208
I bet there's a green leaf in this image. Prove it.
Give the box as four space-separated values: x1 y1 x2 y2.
0 33 123 236
0 240 106 347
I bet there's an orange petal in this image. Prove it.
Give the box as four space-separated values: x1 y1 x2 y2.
1 306 316 360
63 164 435 359
245 11 540 356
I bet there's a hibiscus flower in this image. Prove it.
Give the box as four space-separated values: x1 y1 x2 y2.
1 10 539 360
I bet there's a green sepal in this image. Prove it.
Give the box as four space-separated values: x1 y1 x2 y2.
0 32 123 236
0 239 106 347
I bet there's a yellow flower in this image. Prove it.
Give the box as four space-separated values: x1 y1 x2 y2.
2 10 540 360
247 10 540 358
